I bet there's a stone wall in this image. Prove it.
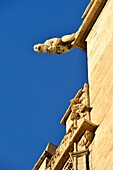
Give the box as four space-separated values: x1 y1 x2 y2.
86 0 113 169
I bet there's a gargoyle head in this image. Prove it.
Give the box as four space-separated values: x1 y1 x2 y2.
33 44 48 53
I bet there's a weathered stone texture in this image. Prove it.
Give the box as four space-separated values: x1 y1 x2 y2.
86 0 113 169
89 114 113 170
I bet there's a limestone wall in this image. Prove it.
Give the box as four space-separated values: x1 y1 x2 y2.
86 0 113 169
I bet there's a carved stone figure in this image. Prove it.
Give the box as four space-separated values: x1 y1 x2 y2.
33 32 78 54
69 83 91 124
79 130 94 148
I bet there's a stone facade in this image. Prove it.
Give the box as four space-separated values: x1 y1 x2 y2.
33 0 113 169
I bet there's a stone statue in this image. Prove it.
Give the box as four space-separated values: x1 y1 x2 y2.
33 32 78 54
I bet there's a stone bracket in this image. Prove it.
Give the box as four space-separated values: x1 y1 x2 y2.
73 119 98 143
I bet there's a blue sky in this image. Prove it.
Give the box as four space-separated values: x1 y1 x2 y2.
0 0 89 169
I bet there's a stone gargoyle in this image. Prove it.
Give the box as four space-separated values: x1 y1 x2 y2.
33 32 78 54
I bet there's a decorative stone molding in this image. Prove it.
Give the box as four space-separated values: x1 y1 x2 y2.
69 149 89 160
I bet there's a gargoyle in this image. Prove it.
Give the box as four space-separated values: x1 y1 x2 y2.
33 32 78 54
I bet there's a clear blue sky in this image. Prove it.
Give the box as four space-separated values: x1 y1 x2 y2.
0 0 89 169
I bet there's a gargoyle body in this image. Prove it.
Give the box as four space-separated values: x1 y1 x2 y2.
33 32 78 54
